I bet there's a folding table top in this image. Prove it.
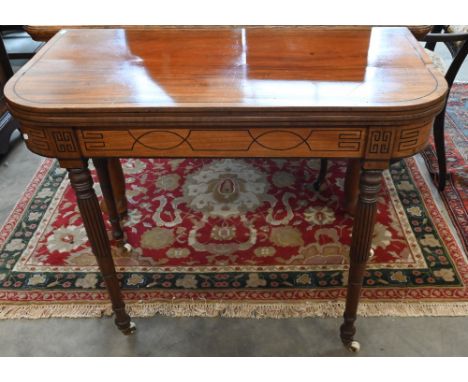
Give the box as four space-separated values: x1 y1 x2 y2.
5 27 447 117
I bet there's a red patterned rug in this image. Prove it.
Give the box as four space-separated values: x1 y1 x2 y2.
0 86 467 319
422 83 468 254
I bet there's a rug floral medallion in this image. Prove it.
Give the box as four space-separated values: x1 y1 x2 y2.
1 144 467 318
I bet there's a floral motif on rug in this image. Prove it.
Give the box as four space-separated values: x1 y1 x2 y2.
0 147 467 318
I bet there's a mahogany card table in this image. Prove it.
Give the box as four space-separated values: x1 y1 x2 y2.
4 27 447 351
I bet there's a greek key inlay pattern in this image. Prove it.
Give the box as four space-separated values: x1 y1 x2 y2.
398 127 420 151
368 130 393 154
51 131 78 153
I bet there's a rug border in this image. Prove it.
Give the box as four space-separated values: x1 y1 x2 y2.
0 158 54 250
2 299 468 319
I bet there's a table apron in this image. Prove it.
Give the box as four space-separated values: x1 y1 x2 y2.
19 121 434 165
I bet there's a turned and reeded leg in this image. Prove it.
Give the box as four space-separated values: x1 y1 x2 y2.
68 165 135 335
343 159 361 216
340 168 383 352
93 158 125 246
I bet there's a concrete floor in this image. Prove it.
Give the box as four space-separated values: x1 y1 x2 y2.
2 314 468 356
0 28 467 356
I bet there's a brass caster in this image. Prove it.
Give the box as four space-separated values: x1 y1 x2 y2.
344 340 361 353
121 321 136 335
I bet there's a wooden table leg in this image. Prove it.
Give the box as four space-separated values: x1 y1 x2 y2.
94 158 125 246
340 168 382 352
109 158 128 217
312 158 360 217
343 159 360 216
99 159 128 218
68 165 136 335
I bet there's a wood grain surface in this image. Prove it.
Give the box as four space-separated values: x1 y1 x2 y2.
7 27 446 119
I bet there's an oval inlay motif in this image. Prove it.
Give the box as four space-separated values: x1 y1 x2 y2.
136 131 188 150
254 131 308 150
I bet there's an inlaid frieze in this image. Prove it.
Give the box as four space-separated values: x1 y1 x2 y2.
78 128 366 158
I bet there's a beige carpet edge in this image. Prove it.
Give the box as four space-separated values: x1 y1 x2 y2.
1 300 468 320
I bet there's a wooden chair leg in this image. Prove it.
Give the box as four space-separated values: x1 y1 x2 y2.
340 168 383 352
100 158 128 218
344 159 360 216
313 158 328 190
0 112 19 155
433 109 447 191
68 165 135 335
94 158 125 246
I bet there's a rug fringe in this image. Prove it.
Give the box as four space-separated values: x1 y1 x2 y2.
1 300 468 320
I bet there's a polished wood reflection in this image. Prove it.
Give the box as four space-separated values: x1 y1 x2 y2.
7 27 445 113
